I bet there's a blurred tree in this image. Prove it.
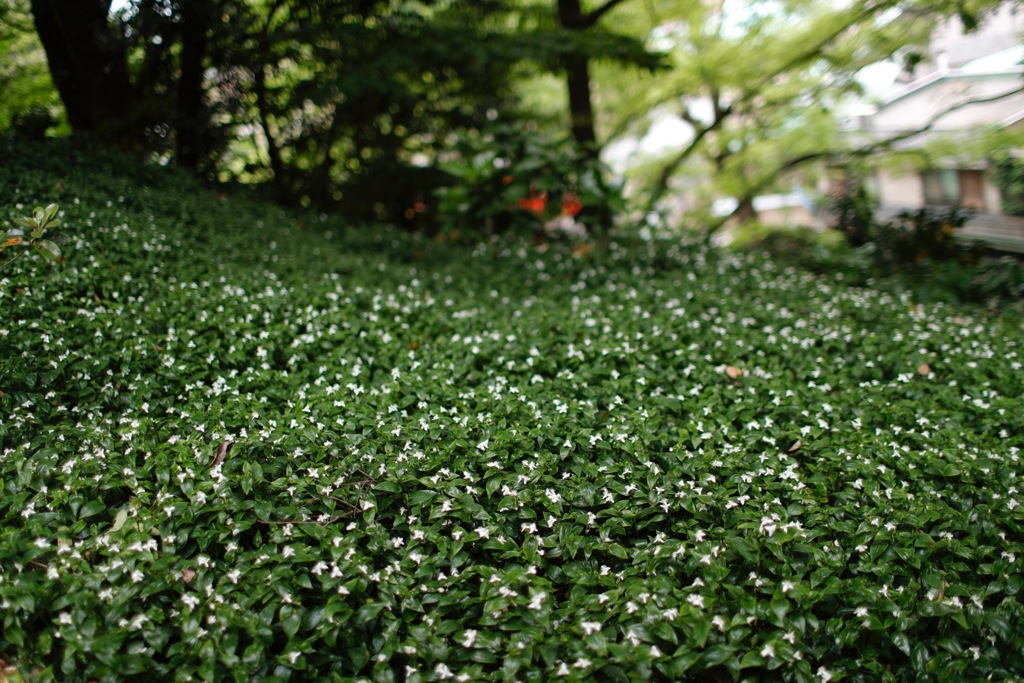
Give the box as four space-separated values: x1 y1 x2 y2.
15 0 662 224
555 0 640 153
29 0 135 142
0 0 62 136
600 0 1016 228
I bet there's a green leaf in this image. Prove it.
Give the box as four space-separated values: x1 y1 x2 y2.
79 499 106 518
408 490 436 506
109 506 130 533
470 649 499 664
357 601 387 624
984 612 1013 641
280 605 301 639
606 543 628 559
700 644 736 667
35 239 61 260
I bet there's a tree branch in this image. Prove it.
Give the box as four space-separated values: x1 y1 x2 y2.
645 103 733 208
730 84 1024 217
579 0 633 28
638 0 986 215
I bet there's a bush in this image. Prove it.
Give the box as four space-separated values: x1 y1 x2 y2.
825 185 1024 308
433 124 623 240
1 202 66 268
871 206 976 269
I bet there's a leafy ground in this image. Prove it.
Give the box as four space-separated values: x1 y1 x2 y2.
1 138 1023 682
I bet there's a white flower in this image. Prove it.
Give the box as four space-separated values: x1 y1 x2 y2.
580 621 602 635
528 592 547 610
687 594 705 609
474 526 490 540
781 581 795 593
573 658 592 669
649 645 663 658
181 593 200 609
760 643 775 658
854 606 869 618
476 439 489 451
817 666 833 682
555 662 571 676
460 629 478 648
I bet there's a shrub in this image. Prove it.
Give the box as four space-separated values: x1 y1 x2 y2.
433 124 623 240
1 202 65 269
871 206 975 269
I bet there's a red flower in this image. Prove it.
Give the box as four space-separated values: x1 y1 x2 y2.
561 193 582 217
518 191 548 214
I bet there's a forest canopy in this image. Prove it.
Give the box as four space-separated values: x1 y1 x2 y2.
3 0 1020 226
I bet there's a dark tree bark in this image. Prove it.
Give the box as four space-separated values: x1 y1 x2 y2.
557 0 597 154
565 54 598 153
175 1 210 171
556 0 632 155
733 196 757 223
30 0 136 143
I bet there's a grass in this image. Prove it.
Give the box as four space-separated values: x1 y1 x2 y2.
1 137 1023 682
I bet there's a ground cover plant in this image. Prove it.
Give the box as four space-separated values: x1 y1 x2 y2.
1 137 1023 682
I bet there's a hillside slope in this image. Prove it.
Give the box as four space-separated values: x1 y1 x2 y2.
2 138 1023 681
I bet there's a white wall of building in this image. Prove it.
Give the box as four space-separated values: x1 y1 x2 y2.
875 171 925 210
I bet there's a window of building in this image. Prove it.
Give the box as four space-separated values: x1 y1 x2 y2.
921 169 986 210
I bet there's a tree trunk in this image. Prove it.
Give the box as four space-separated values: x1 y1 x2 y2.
565 55 598 155
30 0 135 143
175 0 209 171
254 64 288 198
557 0 598 155
733 196 757 223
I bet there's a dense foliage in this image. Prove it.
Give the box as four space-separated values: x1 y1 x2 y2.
821 187 1024 309
2 139 1023 681
994 155 1024 218
5 0 658 222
